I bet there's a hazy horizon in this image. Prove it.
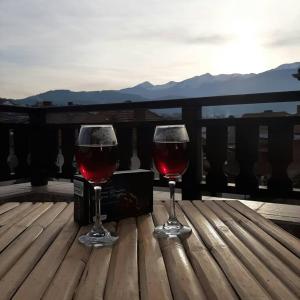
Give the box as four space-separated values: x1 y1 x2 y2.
1 0 300 99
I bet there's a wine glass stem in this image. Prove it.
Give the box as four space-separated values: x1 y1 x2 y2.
93 185 105 233
169 180 177 221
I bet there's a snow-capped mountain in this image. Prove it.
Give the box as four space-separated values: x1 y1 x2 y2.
120 62 300 100
7 62 300 106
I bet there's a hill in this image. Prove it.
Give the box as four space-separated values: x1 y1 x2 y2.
8 62 300 107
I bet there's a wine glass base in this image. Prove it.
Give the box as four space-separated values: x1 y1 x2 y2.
78 230 119 247
153 224 192 238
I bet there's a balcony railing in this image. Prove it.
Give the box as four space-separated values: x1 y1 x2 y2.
1 90 300 203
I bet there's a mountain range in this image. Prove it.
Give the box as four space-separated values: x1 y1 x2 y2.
5 62 300 106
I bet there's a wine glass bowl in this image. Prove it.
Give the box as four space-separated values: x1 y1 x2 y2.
152 125 192 238
75 125 119 247
76 144 118 184
153 141 189 179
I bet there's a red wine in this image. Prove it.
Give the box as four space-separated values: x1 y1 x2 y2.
153 142 189 178
75 145 118 183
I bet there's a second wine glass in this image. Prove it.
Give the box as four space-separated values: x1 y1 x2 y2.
153 125 192 238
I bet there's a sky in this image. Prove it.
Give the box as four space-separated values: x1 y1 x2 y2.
0 0 300 99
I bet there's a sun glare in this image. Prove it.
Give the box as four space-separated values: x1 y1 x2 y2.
213 22 266 74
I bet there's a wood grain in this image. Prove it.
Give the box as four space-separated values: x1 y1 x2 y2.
42 225 93 300
0 202 32 226
137 214 173 300
173 202 238 300
33 202 67 228
153 203 207 300
0 225 43 279
180 201 270 300
74 222 116 300
0 203 40 236
104 218 139 300
216 201 300 276
13 215 78 300
0 204 72 300
198 201 298 299
0 202 52 252
0 202 20 216
226 201 300 257
0 200 298 300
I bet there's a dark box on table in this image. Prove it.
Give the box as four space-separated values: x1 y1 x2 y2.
73 169 153 225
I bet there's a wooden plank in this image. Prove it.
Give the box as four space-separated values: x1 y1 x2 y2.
226 201 300 257
256 202 300 223
0 204 73 300
165 201 237 300
0 202 19 215
261 213 300 224
0 203 39 236
217 201 300 276
105 218 139 300
179 201 270 300
74 223 116 300
152 203 207 300
258 202 300 219
42 225 92 300
0 183 32 199
0 225 43 279
137 214 173 300
236 200 300 223
198 201 299 299
0 202 52 252
13 216 79 300
240 200 265 211
33 202 67 228
0 202 32 226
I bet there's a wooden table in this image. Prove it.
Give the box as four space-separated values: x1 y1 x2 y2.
0 200 299 300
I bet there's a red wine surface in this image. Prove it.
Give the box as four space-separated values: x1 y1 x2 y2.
75 145 117 183
153 142 188 178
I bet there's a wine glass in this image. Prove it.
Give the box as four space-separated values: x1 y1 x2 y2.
75 125 119 247
153 125 192 237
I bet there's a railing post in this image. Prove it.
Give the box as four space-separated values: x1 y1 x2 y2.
135 108 155 170
182 106 202 199
235 121 259 195
14 126 30 178
267 121 293 195
206 123 228 194
61 127 77 178
137 124 155 170
29 110 48 186
115 126 133 170
0 126 10 180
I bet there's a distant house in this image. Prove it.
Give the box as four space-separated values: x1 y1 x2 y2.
242 110 290 118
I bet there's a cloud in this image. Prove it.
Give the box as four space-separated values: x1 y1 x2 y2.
187 34 231 45
125 27 231 45
267 31 300 47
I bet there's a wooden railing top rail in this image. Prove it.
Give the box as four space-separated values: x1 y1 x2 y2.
1 90 299 114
